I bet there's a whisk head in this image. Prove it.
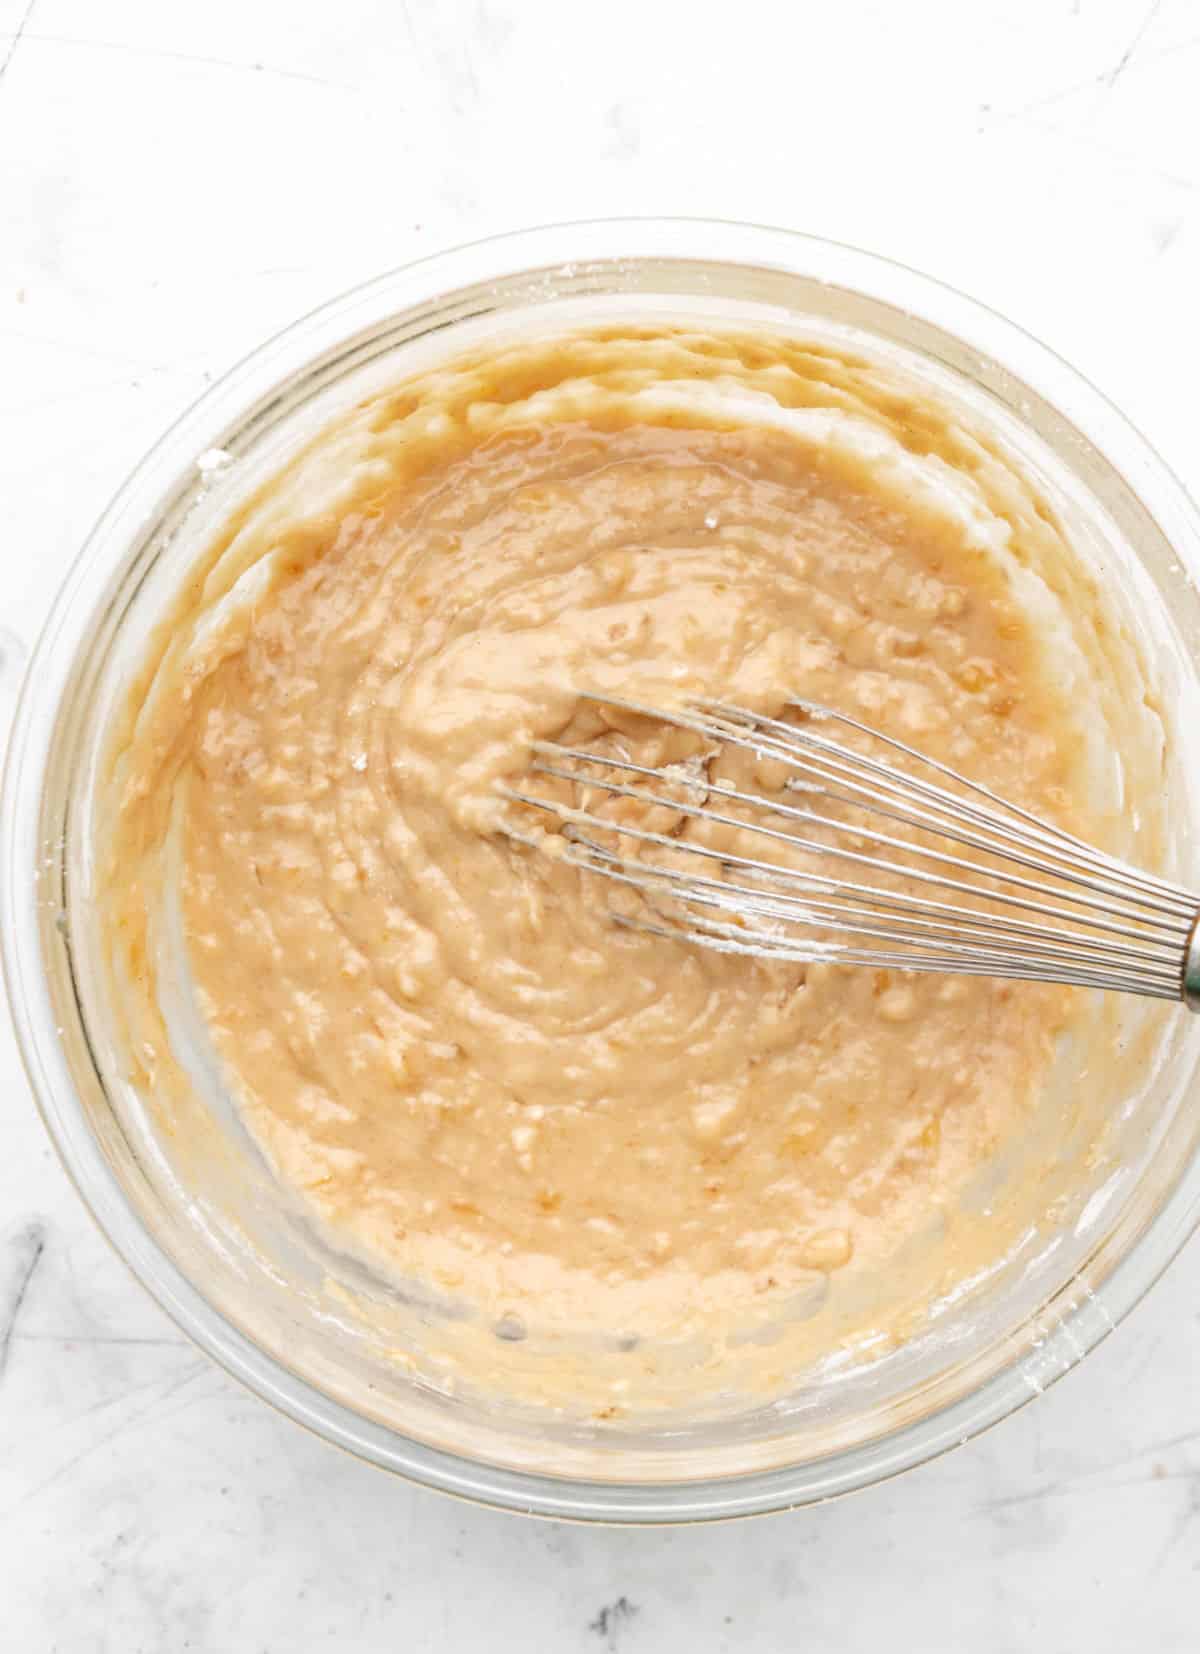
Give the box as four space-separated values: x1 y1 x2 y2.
499 695 1200 1007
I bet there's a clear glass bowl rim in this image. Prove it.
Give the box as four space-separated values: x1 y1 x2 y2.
5 217 1200 1524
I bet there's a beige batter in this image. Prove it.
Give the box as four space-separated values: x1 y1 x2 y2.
101 326 1151 1401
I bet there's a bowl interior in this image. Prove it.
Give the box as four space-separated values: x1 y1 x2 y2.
7 225 1200 1520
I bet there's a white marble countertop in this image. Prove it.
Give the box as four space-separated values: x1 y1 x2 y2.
3 1 1200 1647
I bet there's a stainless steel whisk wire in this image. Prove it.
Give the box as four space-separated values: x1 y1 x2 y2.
499 695 1200 1009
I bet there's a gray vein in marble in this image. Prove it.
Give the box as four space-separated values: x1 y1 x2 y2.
1148 1475 1200 1581
1105 0 1164 88
14 30 348 90
0 1219 46 1377
589 1597 639 1650
0 321 198 376
0 1359 208 1523
980 27 1200 128
13 1332 188 1347
0 0 37 84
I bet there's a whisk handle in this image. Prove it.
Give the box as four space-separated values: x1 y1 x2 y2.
1184 915 1200 1012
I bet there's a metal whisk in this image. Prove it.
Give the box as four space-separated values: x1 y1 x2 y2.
500 695 1200 1008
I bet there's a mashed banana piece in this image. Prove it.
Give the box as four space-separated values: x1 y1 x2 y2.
104 327 1135 1390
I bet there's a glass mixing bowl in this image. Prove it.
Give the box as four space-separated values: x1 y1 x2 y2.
5 220 1200 1523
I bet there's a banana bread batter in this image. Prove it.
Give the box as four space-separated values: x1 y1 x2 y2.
101 326 1133 1395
